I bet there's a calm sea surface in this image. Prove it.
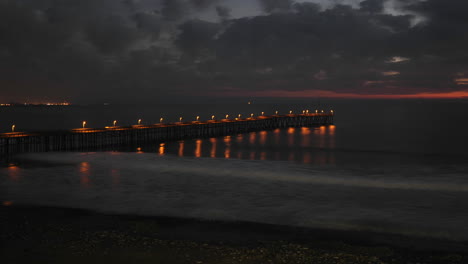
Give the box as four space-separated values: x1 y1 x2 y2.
2 99 468 241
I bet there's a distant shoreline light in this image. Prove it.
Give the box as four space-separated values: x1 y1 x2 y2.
0 102 71 106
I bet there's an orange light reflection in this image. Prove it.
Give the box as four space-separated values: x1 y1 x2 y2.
224 136 231 159
288 127 295 146
7 165 20 181
178 141 185 157
79 162 91 188
159 143 165 156
259 131 267 145
3 201 13 206
274 128 280 144
301 127 311 147
210 138 217 158
249 132 256 144
195 139 202 158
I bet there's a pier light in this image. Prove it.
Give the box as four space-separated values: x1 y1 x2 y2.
315 110 318 113
11 125 15 132
302 110 305 114
250 113 254 117
331 110 334 114
261 112 264 116
275 111 278 115
225 114 229 119
289 110 293 114
211 115 215 120
113 120 117 127
179 117 183 122
82 121 86 129
138 119 142 125
306 110 309 114
160 118 164 123
321 110 324 113
196 116 200 121
238 114 242 118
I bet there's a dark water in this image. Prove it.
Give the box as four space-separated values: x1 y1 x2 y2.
2 99 468 241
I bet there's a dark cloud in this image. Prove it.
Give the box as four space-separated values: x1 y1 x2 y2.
189 0 219 10
259 0 293 13
215 5 231 21
293 2 321 14
359 0 386 13
1 0 468 103
132 12 163 38
161 0 189 21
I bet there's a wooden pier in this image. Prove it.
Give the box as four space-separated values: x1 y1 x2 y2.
0 114 333 154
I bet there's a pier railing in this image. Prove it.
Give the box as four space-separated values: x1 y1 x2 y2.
0 114 333 154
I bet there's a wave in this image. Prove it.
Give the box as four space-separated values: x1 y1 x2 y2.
17 152 468 192
3 152 468 241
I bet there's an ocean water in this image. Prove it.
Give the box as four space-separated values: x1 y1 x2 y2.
1 99 468 241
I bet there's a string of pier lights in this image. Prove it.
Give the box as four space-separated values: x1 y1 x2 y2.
4 109 334 133
75 109 334 130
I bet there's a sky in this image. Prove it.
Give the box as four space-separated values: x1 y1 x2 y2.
1 0 468 103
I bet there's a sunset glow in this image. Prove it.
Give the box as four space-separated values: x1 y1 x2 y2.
223 89 468 99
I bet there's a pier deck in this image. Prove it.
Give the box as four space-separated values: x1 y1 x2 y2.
0 114 333 154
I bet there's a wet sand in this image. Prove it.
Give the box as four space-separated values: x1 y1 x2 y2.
1 204 467 264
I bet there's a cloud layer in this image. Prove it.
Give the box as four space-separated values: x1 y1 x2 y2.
0 0 467 103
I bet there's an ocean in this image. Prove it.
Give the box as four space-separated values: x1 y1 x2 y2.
2 99 468 242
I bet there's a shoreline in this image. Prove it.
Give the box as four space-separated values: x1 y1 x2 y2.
1 204 467 263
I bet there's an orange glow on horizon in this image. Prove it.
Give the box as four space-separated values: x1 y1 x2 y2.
214 89 468 99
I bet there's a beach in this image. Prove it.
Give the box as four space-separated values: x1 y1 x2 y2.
2 204 467 264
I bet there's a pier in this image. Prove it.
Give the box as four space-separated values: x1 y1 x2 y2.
0 113 333 154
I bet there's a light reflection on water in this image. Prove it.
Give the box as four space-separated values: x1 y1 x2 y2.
154 126 336 166
79 161 91 188
7 165 20 182
1 127 337 186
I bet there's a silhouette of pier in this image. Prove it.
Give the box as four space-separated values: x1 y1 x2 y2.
0 113 333 154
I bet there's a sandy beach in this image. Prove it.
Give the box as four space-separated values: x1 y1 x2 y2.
1 204 467 264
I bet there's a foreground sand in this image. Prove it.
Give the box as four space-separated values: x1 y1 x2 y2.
1 205 467 264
